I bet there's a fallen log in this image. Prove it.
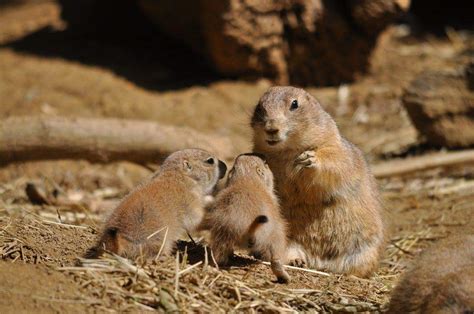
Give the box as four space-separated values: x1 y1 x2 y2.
372 149 474 178
0 116 236 165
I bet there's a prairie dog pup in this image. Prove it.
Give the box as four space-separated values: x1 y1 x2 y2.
200 154 290 283
87 149 227 259
388 234 474 313
251 86 385 277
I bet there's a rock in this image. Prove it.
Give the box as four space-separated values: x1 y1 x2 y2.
138 0 409 85
402 65 474 147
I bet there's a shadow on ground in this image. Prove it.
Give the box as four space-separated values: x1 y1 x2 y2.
3 0 222 91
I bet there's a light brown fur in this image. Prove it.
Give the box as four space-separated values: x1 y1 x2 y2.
200 154 291 283
388 234 474 313
87 148 227 259
251 86 386 277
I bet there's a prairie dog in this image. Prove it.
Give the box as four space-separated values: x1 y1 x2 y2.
200 154 290 283
87 149 227 259
251 86 385 277
388 234 474 313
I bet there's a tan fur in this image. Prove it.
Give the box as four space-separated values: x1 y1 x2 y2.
251 86 386 277
388 234 474 313
87 148 227 259
200 154 291 283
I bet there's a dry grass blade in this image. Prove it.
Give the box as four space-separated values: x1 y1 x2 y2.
154 226 169 261
259 261 331 277
146 226 167 240
174 251 180 298
178 261 203 276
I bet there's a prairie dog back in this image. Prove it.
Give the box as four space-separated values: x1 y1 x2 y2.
201 154 290 283
87 148 227 259
388 234 474 313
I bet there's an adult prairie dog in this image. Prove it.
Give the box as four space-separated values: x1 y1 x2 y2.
251 86 385 277
200 154 290 283
87 148 227 259
388 234 474 313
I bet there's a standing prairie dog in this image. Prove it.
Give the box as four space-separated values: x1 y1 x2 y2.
251 86 385 277
388 234 474 313
87 148 227 259
200 154 290 283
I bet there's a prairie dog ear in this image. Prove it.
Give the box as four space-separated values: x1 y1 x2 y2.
256 167 265 177
306 92 322 109
227 168 234 181
183 160 193 172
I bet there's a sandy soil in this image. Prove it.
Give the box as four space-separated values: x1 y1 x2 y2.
0 1 473 312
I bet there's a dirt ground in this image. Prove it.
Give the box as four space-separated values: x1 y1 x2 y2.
0 1 473 312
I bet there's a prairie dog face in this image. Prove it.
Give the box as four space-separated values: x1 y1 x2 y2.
227 154 274 191
251 86 328 151
161 148 227 194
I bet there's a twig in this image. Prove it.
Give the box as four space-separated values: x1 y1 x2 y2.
110 254 149 278
203 245 209 269
146 226 167 240
209 247 219 270
260 261 331 277
40 219 90 230
178 261 203 276
174 251 180 298
390 241 414 256
372 149 474 178
154 226 169 261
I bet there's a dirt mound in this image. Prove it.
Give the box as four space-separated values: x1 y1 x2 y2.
1 162 473 311
1 215 96 266
0 262 95 313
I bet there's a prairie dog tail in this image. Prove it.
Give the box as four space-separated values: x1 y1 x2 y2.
247 215 269 248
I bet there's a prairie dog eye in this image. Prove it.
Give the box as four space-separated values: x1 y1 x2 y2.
290 99 298 111
205 157 215 165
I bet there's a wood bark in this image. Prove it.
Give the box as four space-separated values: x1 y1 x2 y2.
137 0 409 85
0 116 236 165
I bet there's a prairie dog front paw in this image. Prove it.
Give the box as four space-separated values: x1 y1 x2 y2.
203 195 215 208
295 150 317 171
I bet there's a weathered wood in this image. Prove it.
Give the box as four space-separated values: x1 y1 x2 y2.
372 149 474 178
0 116 235 164
138 0 409 85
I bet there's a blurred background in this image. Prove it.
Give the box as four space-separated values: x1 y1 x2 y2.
0 0 473 312
0 0 472 163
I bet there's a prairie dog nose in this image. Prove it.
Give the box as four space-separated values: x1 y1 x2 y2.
266 128 279 135
265 120 280 135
